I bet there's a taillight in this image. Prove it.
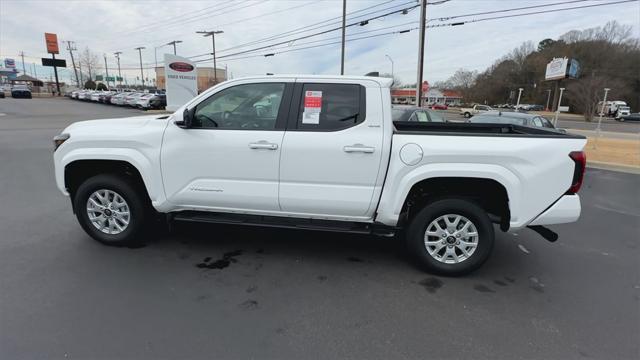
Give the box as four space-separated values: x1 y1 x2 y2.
567 151 586 194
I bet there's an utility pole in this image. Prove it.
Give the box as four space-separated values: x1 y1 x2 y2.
516 88 524 108
78 61 84 87
114 52 122 88
65 41 80 87
553 87 565 126
415 0 427 107
340 0 346 75
19 51 26 75
134 47 146 88
197 30 224 84
545 89 552 111
103 54 110 90
167 40 182 55
32 63 37 78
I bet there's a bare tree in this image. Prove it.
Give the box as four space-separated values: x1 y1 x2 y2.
78 47 102 81
568 74 624 121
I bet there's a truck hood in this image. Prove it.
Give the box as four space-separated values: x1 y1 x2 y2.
63 114 168 133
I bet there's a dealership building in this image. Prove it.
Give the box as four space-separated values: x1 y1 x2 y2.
391 87 463 106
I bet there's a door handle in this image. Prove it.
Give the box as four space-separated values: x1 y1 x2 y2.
249 141 278 150
343 144 375 153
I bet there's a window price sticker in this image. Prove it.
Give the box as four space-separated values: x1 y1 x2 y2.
302 90 322 124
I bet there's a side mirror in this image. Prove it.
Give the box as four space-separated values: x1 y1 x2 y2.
557 128 567 134
177 107 196 128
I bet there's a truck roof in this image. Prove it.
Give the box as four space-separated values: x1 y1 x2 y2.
228 74 394 88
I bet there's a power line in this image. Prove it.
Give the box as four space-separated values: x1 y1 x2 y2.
103 0 263 50
116 0 635 69
196 0 637 63
112 0 236 34
216 0 411 54
450 0 638 26
110 1 251 37
433 0 591 21
208 2 420 60
116 0 418 68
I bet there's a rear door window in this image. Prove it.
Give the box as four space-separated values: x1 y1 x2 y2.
295 83 365 131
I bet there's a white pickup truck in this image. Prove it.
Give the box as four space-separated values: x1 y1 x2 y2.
460 104 493 118
53 75 587 275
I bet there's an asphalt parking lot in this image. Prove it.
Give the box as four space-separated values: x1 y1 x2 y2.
1 97 639 359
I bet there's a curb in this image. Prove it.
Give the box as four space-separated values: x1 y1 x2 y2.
587 161 640 175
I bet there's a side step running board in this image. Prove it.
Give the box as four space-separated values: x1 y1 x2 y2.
173 211 396 236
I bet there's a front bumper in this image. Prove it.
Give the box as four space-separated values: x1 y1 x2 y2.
528 194 581 226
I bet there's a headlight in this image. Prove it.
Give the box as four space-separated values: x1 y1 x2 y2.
53 133 70 151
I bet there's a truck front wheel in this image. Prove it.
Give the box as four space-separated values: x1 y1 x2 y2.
407 198 494 275
74 174 151 247
463 112 471 118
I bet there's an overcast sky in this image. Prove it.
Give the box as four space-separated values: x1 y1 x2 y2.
1 0 638 86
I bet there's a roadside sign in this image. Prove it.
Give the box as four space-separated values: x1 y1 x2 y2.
558 106 570 112
545 57 568 81
106 76 115 82
95 75 103 81
44 33 59 54
116 76 123 81
164 53 197 112
41 58 66 67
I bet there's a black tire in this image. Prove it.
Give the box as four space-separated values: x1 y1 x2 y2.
464 112 471 118
74 174 152 247
406 198 494 276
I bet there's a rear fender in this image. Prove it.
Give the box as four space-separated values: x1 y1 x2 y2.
376 163 520 227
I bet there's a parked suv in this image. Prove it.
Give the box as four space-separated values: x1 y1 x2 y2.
11 85 32 99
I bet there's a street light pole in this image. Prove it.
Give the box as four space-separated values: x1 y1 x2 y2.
114 52 122 88
516 88 524 108
166 40 182 55
415 0 427 107
340 0 346 75
385 54 394 82
134 47 146 88
545 89 552 111
596 88 610 134
197 30 224 84
553 87 565 126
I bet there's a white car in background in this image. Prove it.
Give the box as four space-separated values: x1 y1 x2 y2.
110 93 127 105
124 92 144 107
90 91 102 102
135 93 155 109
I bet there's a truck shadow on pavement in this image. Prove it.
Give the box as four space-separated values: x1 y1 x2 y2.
145 221 540 293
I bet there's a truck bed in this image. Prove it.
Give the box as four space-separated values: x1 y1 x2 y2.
393 121 586 139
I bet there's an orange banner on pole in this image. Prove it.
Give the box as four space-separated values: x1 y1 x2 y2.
45 33 59 54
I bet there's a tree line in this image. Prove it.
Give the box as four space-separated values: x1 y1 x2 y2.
434 21 639 120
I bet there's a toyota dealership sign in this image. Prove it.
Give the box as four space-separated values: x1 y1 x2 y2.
164 54 197 111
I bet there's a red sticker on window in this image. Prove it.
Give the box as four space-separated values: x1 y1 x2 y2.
304 90 322 108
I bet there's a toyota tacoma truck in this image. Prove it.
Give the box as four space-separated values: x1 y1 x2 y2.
52 75 586 275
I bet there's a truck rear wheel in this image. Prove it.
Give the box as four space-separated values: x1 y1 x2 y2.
74 174 151 247
407 198 494 275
